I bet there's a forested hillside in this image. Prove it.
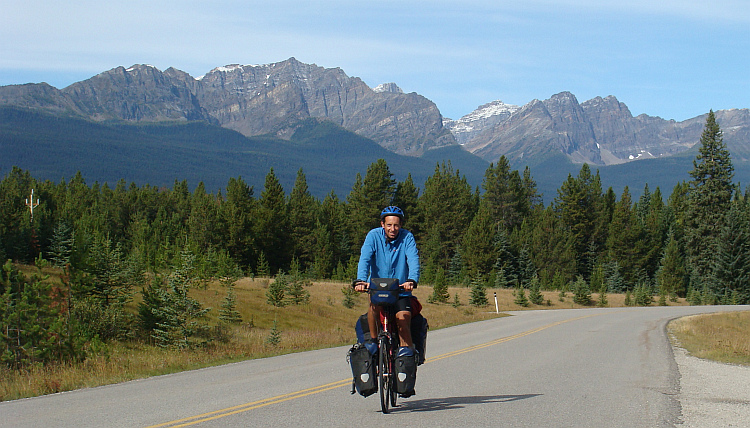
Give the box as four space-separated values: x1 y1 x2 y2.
1 112 748 371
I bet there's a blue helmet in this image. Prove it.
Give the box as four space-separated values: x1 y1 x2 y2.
380 206 404 220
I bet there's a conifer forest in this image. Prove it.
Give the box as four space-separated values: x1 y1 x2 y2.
1 111 748 369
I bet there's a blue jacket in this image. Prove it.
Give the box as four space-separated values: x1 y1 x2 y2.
357 227 420 296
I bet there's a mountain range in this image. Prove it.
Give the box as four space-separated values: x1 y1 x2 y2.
2 57 749 200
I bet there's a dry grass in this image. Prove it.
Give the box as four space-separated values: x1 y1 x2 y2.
1 276 688 401
669 311 750 366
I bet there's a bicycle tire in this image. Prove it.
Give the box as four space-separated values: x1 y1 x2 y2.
378 335 391 413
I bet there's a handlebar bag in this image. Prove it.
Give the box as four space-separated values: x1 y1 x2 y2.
369 278 400 305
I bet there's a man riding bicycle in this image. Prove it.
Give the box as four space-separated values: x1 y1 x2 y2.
354 206 421 367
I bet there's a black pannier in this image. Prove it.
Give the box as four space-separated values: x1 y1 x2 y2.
347 343 377 397
394 352 417 396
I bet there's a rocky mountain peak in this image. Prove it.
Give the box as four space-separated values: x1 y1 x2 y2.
373 83 403 93
0 58 455 156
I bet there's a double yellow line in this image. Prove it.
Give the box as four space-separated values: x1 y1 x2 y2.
149 312 602 427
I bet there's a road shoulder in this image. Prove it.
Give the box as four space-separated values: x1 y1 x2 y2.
673 345 750 427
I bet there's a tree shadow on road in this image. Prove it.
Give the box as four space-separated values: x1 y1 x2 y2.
390 393 542 413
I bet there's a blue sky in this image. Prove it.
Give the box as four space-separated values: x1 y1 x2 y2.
2 0 748 121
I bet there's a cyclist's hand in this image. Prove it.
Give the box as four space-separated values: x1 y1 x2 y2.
354 281 368 292
401 281 414 292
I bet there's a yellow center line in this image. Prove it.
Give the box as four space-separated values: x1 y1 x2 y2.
148 311 604 427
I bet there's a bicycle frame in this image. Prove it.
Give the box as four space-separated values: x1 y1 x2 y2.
376 304 398 413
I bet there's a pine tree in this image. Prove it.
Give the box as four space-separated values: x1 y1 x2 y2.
428 266 450 303
219 285 242 324
149 250 212 349
266 274 287 307
461 204 497 277
513 285 529 307
656 228 687 297
48 221 75 268
256 251 270 278
711 201 750 303
255 169 291 274
266 319 282 346
417 162 476 273
286 260 311 305
572 276 591 305
469 274 488 306
288 169 319 267
341 285 357 308
606 187 640 283
684 111 734 278
528 275 544 305
553 164 605 278
597 282 608 307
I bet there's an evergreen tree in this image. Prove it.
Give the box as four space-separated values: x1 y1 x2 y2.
288 169 319 268
1 260 78 368
341 285 357 308
149 250 212 349
392 174 420 233
528 275 544 305
346 159 396 247
417 162 476 273
428 266 450 303
711 201 750 303
256 251 270 278
572 275 591 305
219 285 242 324
553 164 605 278
481 156 534 230
48 221 75 268
255 169 291 274
286 260 311 305
461 204 497 277
266 319 282 346
604 261 626 293
513 285 529 307
606 186 640 283
597 282 608 307
222 176 256 269
656 228 687 297
266 274 287 307
448 249 466 285
469 274 488 306
684 111 734 278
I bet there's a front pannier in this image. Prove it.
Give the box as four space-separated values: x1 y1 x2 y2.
347 343 377 397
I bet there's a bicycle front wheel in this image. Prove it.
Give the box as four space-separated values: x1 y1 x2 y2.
378 336 391 414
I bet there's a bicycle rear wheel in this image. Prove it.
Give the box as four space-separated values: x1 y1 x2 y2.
378 336 391 414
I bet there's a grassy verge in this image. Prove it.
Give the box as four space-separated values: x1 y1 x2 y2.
1 276 684 401
669 311 750 366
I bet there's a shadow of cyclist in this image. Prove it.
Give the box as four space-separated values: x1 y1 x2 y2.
389 394 542 413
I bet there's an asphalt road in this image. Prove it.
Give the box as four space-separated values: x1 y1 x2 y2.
2 305 748 428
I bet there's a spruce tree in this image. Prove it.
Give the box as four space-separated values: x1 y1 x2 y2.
469 274 488 306
684 111 734 278
219 285 242 324
528 275 544 305
513 285 529 307
656 228 687 297
266 273 287 307
288 169 319 268
255 169 291 274
428 266 450 303
572 276 591 305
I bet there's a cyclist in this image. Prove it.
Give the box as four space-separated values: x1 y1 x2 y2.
353 206 421 365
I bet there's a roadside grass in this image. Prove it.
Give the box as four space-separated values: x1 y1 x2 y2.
1 274 686 401
669 311 750 366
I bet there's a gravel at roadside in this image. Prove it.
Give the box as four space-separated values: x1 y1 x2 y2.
673 345 750 427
